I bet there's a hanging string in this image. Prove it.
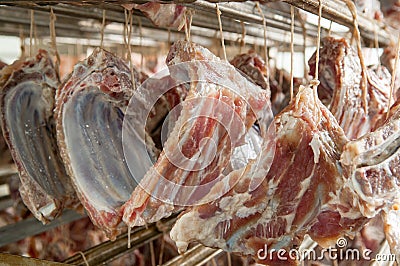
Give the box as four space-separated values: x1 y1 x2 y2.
239 21 246 54
344 0 368 113
387 34 400 120
328 20 333 36
310 0 323 118
100 10 106 49
77 251 89 266
227 252 232 266
137 17 144 70
127 10 136 90
123 9 128 60
216 4 227 61
34 18 38 52
290 6 295 101
188 11 193 41
256 2 270 91
19 26 26 59
183 10 193 42
158 234 166 265
149 241 156 266
183 12 189 41
29 10 34 57
50 7 60 78
127 226 131 249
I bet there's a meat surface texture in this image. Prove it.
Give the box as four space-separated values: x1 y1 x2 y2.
340 97 400 258
230 51 270 91
309 37 392 140
229 51 302 115
123 3 186 29
122 40 272 228
55 48 146 239
381 44 400 100
340 98 400 218
170 85 366 265
0 50 78 223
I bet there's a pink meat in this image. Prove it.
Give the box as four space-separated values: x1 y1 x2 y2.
122 40 271 227
309 37 392 140
171 86 366 265
123 3 186 30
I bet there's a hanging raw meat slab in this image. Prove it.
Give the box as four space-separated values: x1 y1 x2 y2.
0 61 14 168
340 97 400 257
229 51 302 115
309 37 392 140
122 40 272 228
0 50 78 223
341 97 400 217
171 85 369 265
55 48 154 239
230 51 269 91
123 2 186 30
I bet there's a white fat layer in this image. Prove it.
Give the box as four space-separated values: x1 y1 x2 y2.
276 112 297 139
310 134 321 164
346 150 400 217
171 192 253 253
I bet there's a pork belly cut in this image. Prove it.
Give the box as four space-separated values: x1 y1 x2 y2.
55 48 150 239
122 40 272 227
0 50 78 223
309 37 392 140
171 86 366 265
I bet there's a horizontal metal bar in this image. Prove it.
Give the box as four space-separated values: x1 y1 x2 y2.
64 214 178 266
0 164 17 177
283 0 393 47
0 253 69 266
0 195 13 211
162 244 224 266
0 209 84 247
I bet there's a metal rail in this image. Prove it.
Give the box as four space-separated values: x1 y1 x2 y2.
0 2 317 48
64 214 178 266
0 209 84 247
162 244 224 266
0 253 69 266
0 0 394 47
283 0 394 46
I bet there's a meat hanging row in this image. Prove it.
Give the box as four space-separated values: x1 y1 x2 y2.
0 36 399 265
